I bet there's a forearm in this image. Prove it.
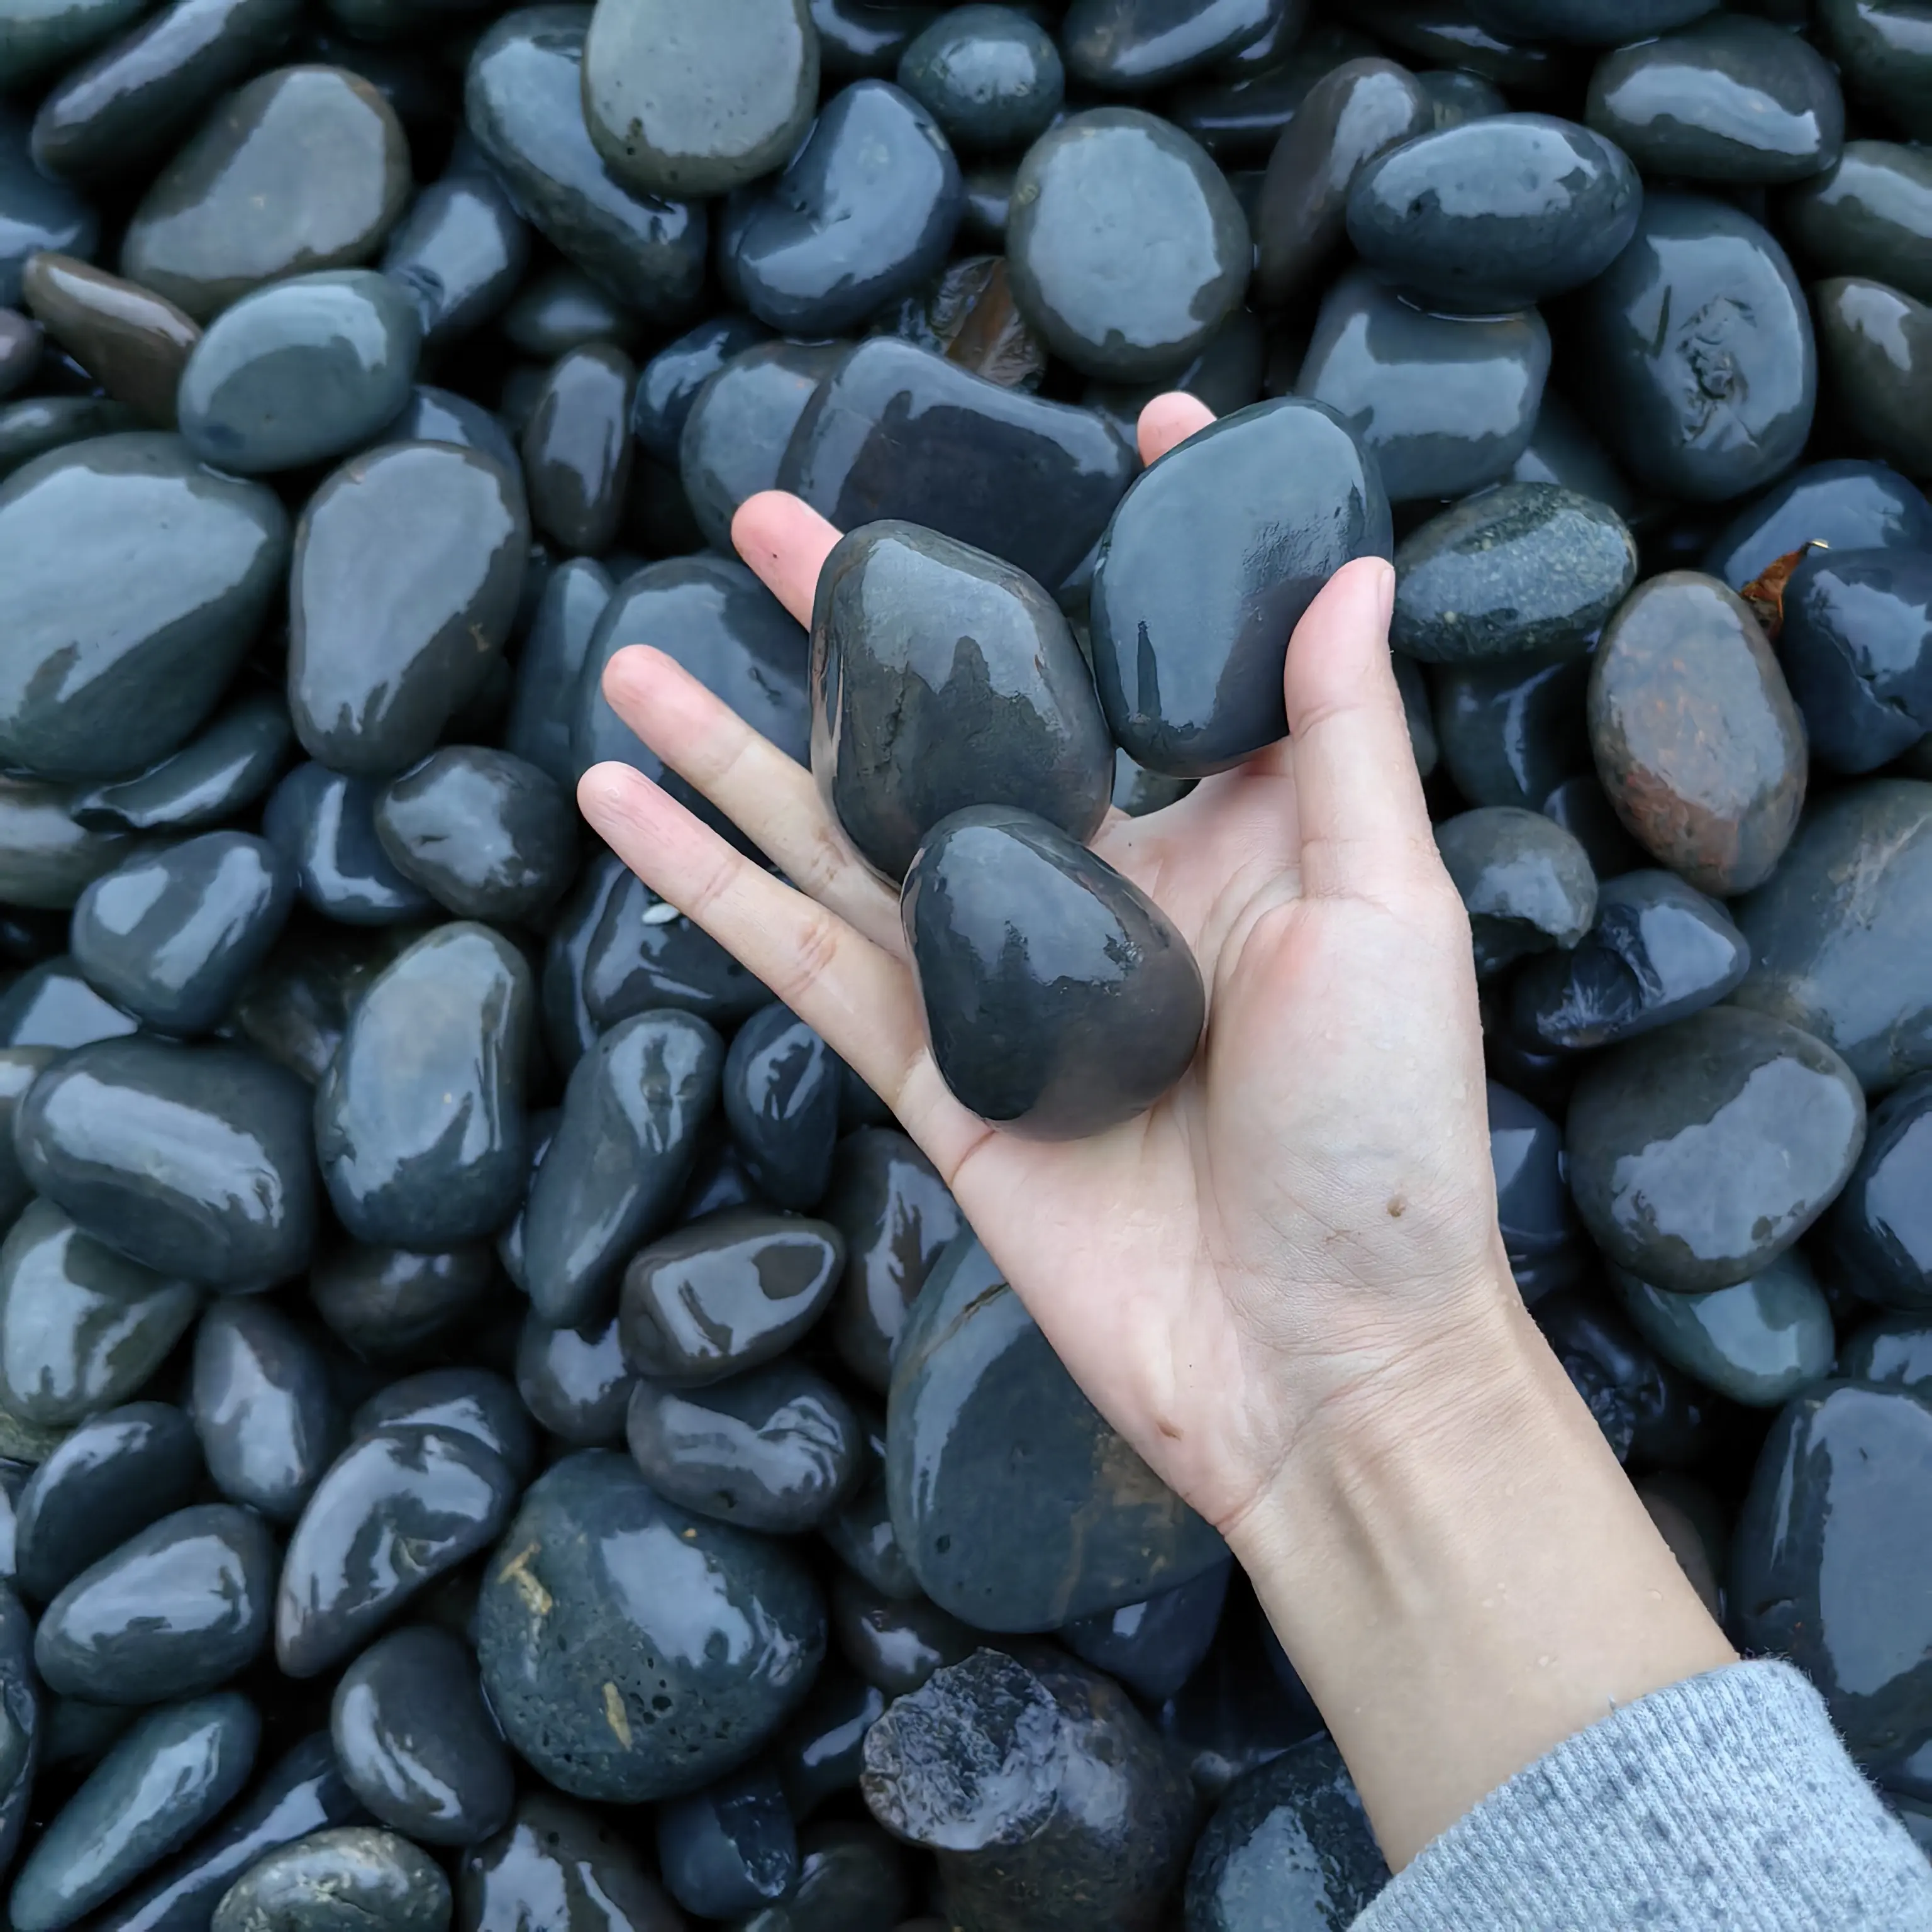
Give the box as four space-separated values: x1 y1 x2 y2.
1224 1253 1736 1870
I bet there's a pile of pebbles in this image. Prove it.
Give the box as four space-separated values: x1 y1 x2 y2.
0 0 1931 1925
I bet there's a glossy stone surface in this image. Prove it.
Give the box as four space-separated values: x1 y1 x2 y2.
276 1421 518 1677
387 386 523 478
1514 870 1750 1052
1577 194 1814 504
11 1693 258 1932
504 262 638 358
178 269 420 475
656 1760 796 1918
862 1646 1194 1932
679 340 845 552
121 66 411 321
458 1792 685 1932
0 1202 199 1426
1487 1081 1584 1305
1566 1006 1866 1293
211 1828 452 1932
0 111 96 304
71 690 292 836
35 1504 274 1702
1818 0 1932 141
351 1368 535 1481
0 1048 52 1221
1392 484 1635 667
288 440 530 779
718 1013 838 1216
0 433 287 782
780 336 1135 596
515 1307 632 1446
735 1820 906 1932
812 521 1111 878
1615 1252 1835 1407
626 1358 861 1533
21 253 199 426
1184 1733 1389 1932
19 1037 314 1286
521 343 633 557
583 0 816 198
632 314 767 462
313 1243 499 1368
889 1233 1223 1628
72 833 293 1037
1844 1314 1932 1390
821 1129 960 1395
1434 655 1589 813
0 1589 33 1884
1782 142 1932 307
331 1624 513 1847
1060 1557 1230 1704
264 766 435 927
904 808 1205 1138
897 6 1060 152
381 164 529 345
1007 108 1246 381
522 1009 723 1326
1815 277 1932 477
1297 269 1550 504
1733 1380 1932 1762
0 394 142 482
1438 807 1599 979
0 782 130 913
1704 457 1932 594
1588 571 1807 896
477 1449 824 1801
773 1667 883 1815
1587 15 1841 187
1733 780 1932 1094
1828 1072 1932 1311
1062 0 1285 91
1090 397 1387 777
192 1299 338 1523
13 1402 200 1603
0 960 137 1051
508 557 613 788
832 1570 972 1697
1253 58 1430 308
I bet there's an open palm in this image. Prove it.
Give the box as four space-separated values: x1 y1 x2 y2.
577 392 1519 1542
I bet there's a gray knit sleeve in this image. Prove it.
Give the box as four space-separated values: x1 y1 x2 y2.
1353 1660 1932 1931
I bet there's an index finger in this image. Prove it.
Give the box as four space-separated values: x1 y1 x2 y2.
733 491 842 627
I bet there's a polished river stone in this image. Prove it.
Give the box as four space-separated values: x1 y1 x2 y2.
521 341 634 555
1829 1072 1932 1312
811 520 1111 880
1566 1004 1866 1293
476 1449 824 1801
191 1297 340 1523
311 1243 499 1366
211 1828 452 1932
516 1306 633 1446
1060 0 1287 91
69 689 292 836
1090 396 1389 777
656 1759 796 1918
1782 140 1932 307
1435 807 1597 979
902 807 1206 1138
17 1036 314 1286
1815 276 1932 477
1588 571 1807 897
264 765 435 927
1704 457 1932 593
1007 106 1248 382
20 252 199 427
0 782 130 911
0 958 133 1052
1434 655 1589 813
380 157 530 346
632 312 767 460
0 433 287 782
508 556 613 788
833 1570 973 1697
888 1233 1224 1629
459 1793 685 1932
1060 1557 1231 1704
897 4 1062 152
120 65 411 321
353 1367 536 1481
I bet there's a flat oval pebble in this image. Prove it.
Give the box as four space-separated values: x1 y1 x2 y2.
1436 806 1597 980
177 269 419 475
904 806 1205 1138
632 313 767 460
1589 571 1807 897
1782 141 1932 307
191 1299 339 1522
1392 483 1636 666
774 1668 884 1816
833 1571 972 1697
574 862 769 1036
0 1201 199 1426
1297 268 1550 505
477 1448 824 1801
35 1504 275 1703
1488 1081 1585 1304
721 1005 841 1211
502 262 638 358
515 1307 633 1445
620 1209 842 1386
10 1692 259 1932
70 691 292 836
121 65 411 321
313 1241 498 1368
1434 655 1590 813
351 1367 536 1480
1815 277 1932 477
0 432 287 782
1061 0 1286 91
458 1792 684 1932
897 6 1061 152
289 439 529 778
1346 114 1639 312
1060 1557 1231 1704
264 765 435 926
1007 107 1247 382
387 385 524 476
507 557 613 787
21 252 199 426
331 1624 513 1847
0 960 135 1052
1577 193 1814 504
582 0 817 199
1565 1004 1866 1293
656 1759 796 1918
211 1827 452 1932
1704 457 1932 595
13 1402 200 1603
810 519 1111 880
1828 1072 1932 1311
520 343 633 556
275 1421 518 1677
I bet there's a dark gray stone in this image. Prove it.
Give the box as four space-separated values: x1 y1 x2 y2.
0 306 34 393
0 394 140 482
774 1670 884 1816
386 385 523 476
733 1821 907 1932
523 1009 723 1326
1061 0 1286 92
288 439 530 779
888 1233 1225 1628
1567 1006 1866 1293
465 8 708 322
1090 396 1390 777
14 1402 200 1603
1060 1557 1230 1703
264 765 436 926
1827 1070 1932 1311
35 1504 275 1702
507 557 613 787
0 1047 53 1222
1782 140 1932 306
231 923 427 1088
21 253 200 428
350 1367 536 1482
0 785 130 913
904 807 1205 1136
1007 108 1246 382
313 1242 500 1365
121 66 411 322
810 0 936 75
0 113 96 305
457 1793 684 1932
1819 275 1932 477
632 313 769 462
897 6 1062 152
18 1037 316 1287
275 1421 518 1678
381 164 530 344
0 0 147 96
70 691 292 836
11 1693 259 1932
521 343 635 556
1436 806 1597 979
331 1624 514 1847
1488 1081 1586 1306
1477 0 1713 40
211 1828 451 1932
721 1006 841 1211
1509 391 1636 520
0 962 136 1050
1083 304 1265 444
1705 458 1932 594
656 1759 797 1919
502 263 640 358
515 1307 633 1445
475 1449 825 1801
0 433 287 782
1843 1312 1932 1389
1434 655 1590 813
0 1589 34 1884
1818 0 1932 142
831 1570 971 1700
192 1299 339 1523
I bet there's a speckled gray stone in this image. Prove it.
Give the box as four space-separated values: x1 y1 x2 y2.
211 1828 452 1932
